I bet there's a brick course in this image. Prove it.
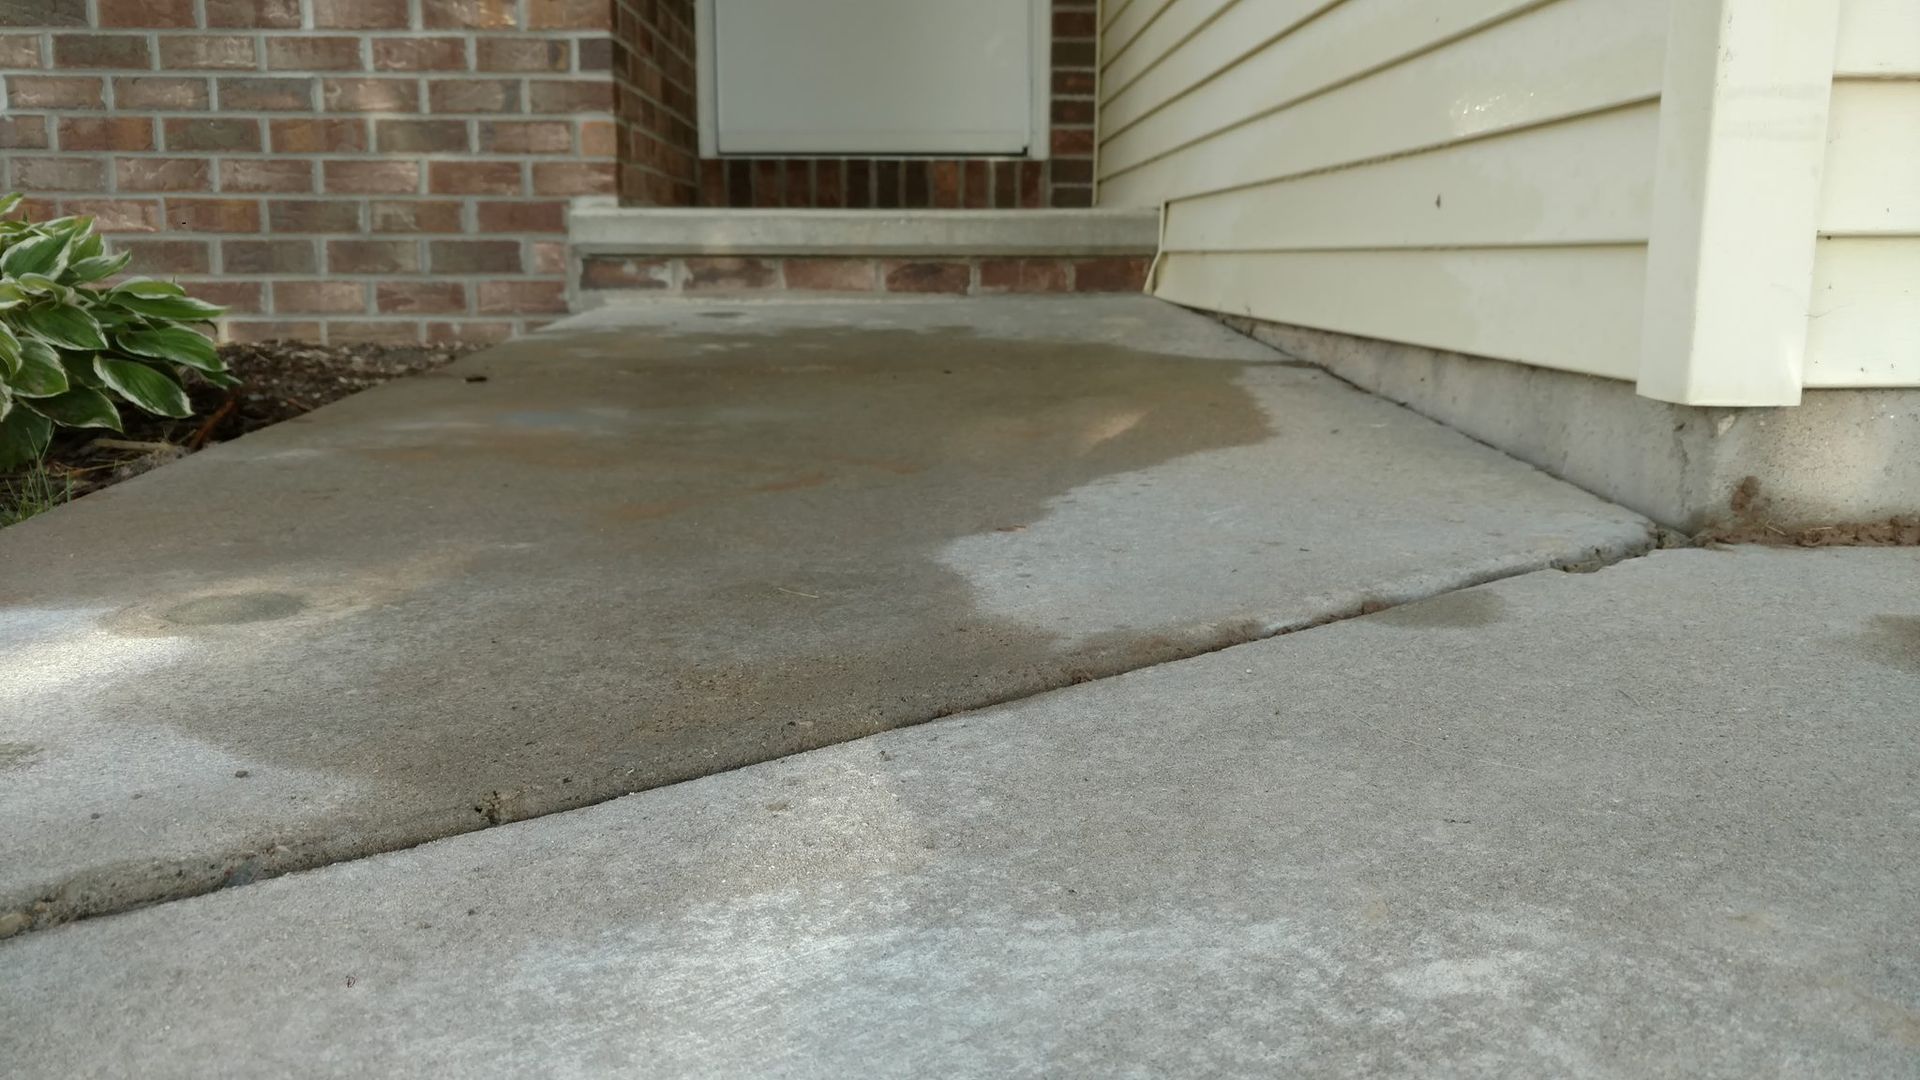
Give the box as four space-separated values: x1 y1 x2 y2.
577 254 1149 299
1 0 616 343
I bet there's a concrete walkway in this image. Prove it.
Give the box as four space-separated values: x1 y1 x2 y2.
4 547 1915 1077
0 297 1653 933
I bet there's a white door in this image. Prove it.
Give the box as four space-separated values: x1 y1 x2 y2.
711 0 1038 155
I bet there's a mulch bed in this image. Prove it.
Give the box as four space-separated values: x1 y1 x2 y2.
2 340 476 520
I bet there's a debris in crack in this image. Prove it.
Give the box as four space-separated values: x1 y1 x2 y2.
1700 477 1920 546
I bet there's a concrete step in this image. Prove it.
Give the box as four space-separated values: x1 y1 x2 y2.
568 206 1161 257
566 205 1160 303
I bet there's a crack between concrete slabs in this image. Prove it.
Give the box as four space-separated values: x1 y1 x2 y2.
0 522 1664 943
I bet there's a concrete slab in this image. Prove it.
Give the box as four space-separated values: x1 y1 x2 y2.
0 296 1653 932
3 547 1915 1078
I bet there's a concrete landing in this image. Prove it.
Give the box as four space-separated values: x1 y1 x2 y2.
0 296 1652 932
3 548 1915 1077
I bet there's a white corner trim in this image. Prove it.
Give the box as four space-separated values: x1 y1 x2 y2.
1637 0 1842 406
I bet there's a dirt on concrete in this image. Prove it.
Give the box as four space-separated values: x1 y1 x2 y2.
1697 476 1920 547
1700 518 1920 547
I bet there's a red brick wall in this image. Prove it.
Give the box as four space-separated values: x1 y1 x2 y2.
621 0 1097 210
0 0 617 344
611 0 697 206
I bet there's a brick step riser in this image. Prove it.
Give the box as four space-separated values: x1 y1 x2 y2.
577 254 1152 299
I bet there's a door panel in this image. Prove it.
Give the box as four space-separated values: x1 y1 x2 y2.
714 0 1034 155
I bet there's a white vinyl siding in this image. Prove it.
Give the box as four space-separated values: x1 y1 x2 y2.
1100 0 1668 382
1806 2 1920 387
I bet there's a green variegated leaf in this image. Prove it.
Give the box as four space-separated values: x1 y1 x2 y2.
0 281 27 310
0 193 22 218
0 321 19 376
19 334 60 371
106 293 224 322
91 306 137 330
37 215 91 237
58 350 100 388
0 398 51 468
115 326 222 372
26 387 120 431
0 232 69 278
109 279 186 299
95 356 191 418
17 303 106 350
66 250 131 283
11 336 67 397
70 229 104 263
16 273 67 297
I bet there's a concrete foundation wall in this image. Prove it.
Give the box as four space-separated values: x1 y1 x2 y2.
1218 315 1920 532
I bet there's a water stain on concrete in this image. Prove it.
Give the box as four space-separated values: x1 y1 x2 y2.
752 471 831 494
0 742 42 772
160 592 309 626
4 322 1276 928
1846 615 1920 674
1368 590 1507 630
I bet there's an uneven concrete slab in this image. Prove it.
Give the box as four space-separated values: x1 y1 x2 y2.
0 297 1652 932
3 547 1915 1078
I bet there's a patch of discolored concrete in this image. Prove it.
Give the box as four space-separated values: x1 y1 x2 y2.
0 298 1653 936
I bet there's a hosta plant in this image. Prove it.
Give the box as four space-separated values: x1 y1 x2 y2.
0 192 232 468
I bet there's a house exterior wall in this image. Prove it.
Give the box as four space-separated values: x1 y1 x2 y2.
0 0 1109 343
1097 0 1668 383
0 0 618 345
1099 0 1920 403
1808 0 1920 388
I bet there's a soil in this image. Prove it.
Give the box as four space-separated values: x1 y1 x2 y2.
1696 475 1920 547
1697 517 1920 547
2 340 475 520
